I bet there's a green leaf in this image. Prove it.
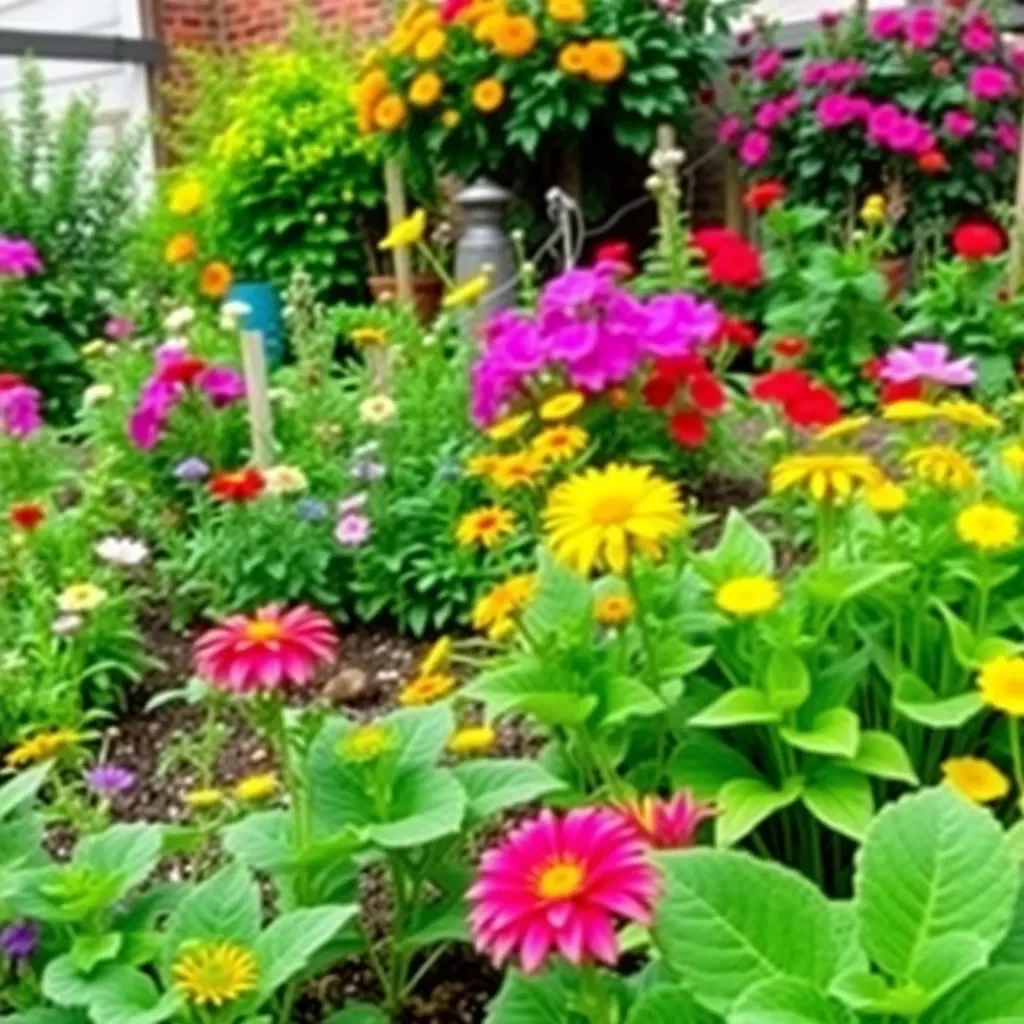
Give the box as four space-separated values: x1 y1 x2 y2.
691 688 781 728
626 985 718 1023
454 760 565 822
922 965 1024 1022
717 777 802 848
856 787 1018 980
782 709 860 758
669 734 759 800
367 766 466 848
70 933 121 972
696 509 774 580
803 562 912 605
994 878 1024 964
86 968 182 1024
485 967 574 1024
654 849 838 1014
802 765 874 842
42 956 118 1008
730 976 855 1023
765 650 810 713
846 731 919 785
222 810 295 873
893 673 985 728
165 862 261 959
603 674 665 725
0 764 49 819
75 824 163 898
254 905 356 999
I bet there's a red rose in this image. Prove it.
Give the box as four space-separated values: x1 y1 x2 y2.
751 368 812 404
0 372 24 392
880 379 924 404
917 150 948 174
642 375 677 409
772 337 808 359
594 241 634 275
160 357 208 387
952 221 1006 260
8 502 45 531
785 384 840 428
714 318 759 349
209 468 265 502
670 410 709 448
688 373 727 414
743 180 787 213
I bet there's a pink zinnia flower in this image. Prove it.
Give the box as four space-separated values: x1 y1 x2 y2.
869 8 904 40
739 130 771 166
197 366 245 408
751 49 783 81
0 236 42 277
619 793 716 849
716 115 742 144
970 65 1014 101
0 384 42 438
816 94 855 129
469 807 659 974
335 513 372 548
880 341 976 388
905 7 940 48
754 101 783 130
194 604 338 694
962 13 996 53
942 109 976 137
973 149 999 171
996 120 1020 152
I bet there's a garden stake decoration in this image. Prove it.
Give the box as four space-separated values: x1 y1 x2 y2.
240 329 275 468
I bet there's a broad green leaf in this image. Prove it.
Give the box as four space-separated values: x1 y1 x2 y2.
803 562 912 605
846 731 919 785
0 1011 88 1023
910 932 991 1010
485 967 573 1024
71 933 121 972
830 969 934 1016
42 956 121 1008
85 968 182 1024
522 549 592 637
832 902 868 974
691 688 781 728
856 788 1018 980
730 976 855 1023
782 708 860 758
367 766 466 848
765 650 810 713
454 760 565 822
695 509 774 580
164 862 261 960
75 824 163 898
397 886 470 951
654 849 838 1014
802 766 874 842
893 673 984 728
0 764 48 819
716 777 802 848
466 658 597 726
626 985 718 1023
922 965 1024 1022
669 734 759 800
222 810 295 872
602 675 665 725
994 878 1024 964
254 905 356 998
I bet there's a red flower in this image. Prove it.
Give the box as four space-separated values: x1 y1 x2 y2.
743 180 787 213
714 318 758 349
0 372 24 392
880 379 924 404
210 468 265 502
917 150 948 174
692 228 763 289
594 241 634 275
751 368 812 404
670 410 709 448
642 375 677 409
784 383 840 428
772 336 808 359
952 221 1006 260
8 502 45 531
688 373 727 414
654 355 706 383
159 356 208 387
862 356 885 381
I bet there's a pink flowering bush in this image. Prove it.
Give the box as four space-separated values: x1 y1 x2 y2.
720 0 1022 249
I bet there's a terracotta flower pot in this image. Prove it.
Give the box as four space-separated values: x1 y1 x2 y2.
368 275 444 325
879 256 911 303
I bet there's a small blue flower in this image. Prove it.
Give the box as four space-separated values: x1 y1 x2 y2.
296 498 330 522
174 456 210 482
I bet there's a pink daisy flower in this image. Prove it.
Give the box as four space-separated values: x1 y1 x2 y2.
618 792 716 850
194 604 338 694
469 807 659 974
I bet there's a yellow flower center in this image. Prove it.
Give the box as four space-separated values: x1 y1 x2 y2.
537 859 585 900
590 494 635 525
245 620 282 643
345 725 390 760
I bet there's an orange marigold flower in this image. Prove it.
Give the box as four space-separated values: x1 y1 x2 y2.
492 15 539 58
199 262 233 299
165 233 198 265
409 71 444 107
583 40 627 84
374 94 408 131
472 78 506 113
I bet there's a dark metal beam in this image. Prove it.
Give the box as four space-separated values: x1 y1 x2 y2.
0 30 166 66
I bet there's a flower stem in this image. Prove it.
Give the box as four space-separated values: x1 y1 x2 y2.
1009 717 1024 811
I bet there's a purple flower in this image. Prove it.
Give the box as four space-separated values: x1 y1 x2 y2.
105 317 135 341
197 367 245 408
351 459 386 482
296 498 330 522
869 9 904 40
1 922 37 960
0 237 42 278
739 131 770 167
905 7 940 48
644 294 721 357
969 66 1013 101
751 49 783 82
335 513 372 548
0 384 43 438
881 342 976 388
86 764 136 797
338 492 368 516
942 110 976 138
973 149 999 171
716 115 742 145
174 456 210 482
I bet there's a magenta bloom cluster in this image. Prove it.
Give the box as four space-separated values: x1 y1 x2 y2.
0 379 43 439
128 347 245 451
471 263 720 425
0 237 43 278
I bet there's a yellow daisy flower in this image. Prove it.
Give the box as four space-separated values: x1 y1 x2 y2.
490 452 544 489
443 271 490 309
715 576 782 617
595 594 634 626
420 636 453 676
233 773 278 803
532 426 588 464
486 412 531 441
448 725 497 756
339 723 394 763
379 209 426 250
473 574 537 637
770 453 882 502
937 400 1001 430
57 583 108 613
979 656 1024 716
169 180 205 216
865 480 909 515
399 673 457 706
1002 443 1024 473
263 466 308 495
173 941 258 1007
456 506 517 548
956 502 1020 551
465 453 502 477
942 756 1010 804
544 464 685 575
351 326 388 348
904 445 976 490
5 728 82 768
184 788 224 811
816 415 872 442
882 400 938 423
540 391 585 421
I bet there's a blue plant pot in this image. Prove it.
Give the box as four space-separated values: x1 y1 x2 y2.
228 282 285 367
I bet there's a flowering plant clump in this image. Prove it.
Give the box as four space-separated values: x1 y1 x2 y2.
355 0 740 180
721 1 1024 248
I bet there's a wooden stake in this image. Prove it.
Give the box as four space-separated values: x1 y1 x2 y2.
384 158 414 305
241 330 274 469
1010 105 1024 294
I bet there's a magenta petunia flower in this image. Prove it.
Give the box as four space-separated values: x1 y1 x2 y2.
905 7 940 48
751 48 783 81
996 120 1020 152
970 65 1014 101
0 384 42 438
644 294 721 357
816 94 856 129
469 808 659 974
870 8 904 40
962 13 996 53
0 237 42 277
754 101 783 131
618 792 716 850
739 130 770 167
197 366 245 408
716 115 742 145
194 604 338 694
943 110 976 138
880 342 976 388
86 764 137 797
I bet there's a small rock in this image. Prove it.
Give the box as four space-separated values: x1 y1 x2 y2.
324 668 368 703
